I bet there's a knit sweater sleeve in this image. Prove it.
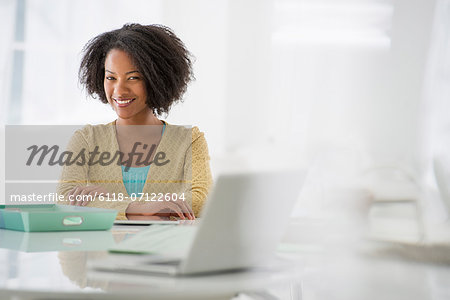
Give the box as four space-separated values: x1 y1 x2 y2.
56 126 130 219
187 127 213 217
57 129 89 201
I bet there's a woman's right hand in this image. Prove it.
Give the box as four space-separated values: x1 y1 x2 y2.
67 185 110 206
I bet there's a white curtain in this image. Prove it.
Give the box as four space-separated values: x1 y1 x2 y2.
0 0 16 124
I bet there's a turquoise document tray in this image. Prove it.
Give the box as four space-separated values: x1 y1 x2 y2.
0 230 116 252
0 204 117 232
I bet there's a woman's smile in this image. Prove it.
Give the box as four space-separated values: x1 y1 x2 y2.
113 97 136 107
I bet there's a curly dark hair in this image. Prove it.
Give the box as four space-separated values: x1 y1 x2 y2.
79 23 194 116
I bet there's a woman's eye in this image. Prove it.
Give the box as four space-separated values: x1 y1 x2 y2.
128 76 140 80
105 76 115 80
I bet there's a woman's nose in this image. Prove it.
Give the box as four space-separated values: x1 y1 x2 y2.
114 80 130 95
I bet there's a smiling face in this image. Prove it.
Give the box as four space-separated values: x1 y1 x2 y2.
104 48 152 124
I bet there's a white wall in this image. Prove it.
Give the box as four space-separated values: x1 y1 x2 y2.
2 0 448 211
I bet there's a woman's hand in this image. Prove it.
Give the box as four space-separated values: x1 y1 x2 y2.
125 200 195 220
125 214 171 221
67 185 110 206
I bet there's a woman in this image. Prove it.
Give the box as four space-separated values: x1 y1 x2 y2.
58 24 212 220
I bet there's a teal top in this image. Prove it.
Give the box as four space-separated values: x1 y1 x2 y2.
121 123 166 195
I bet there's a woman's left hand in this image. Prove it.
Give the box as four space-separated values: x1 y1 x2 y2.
125 200 195 220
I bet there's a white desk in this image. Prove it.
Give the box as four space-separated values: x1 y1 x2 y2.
0 224 301 300
1 217 450 300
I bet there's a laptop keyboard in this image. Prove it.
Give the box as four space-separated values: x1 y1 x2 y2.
110 225 197 256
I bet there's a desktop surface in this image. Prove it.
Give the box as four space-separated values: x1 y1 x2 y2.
0 223 300 300
0 217 449 300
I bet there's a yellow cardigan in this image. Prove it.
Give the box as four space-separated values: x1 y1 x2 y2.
57 122 213 219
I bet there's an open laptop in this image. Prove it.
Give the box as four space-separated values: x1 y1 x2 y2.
90 169 306 276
